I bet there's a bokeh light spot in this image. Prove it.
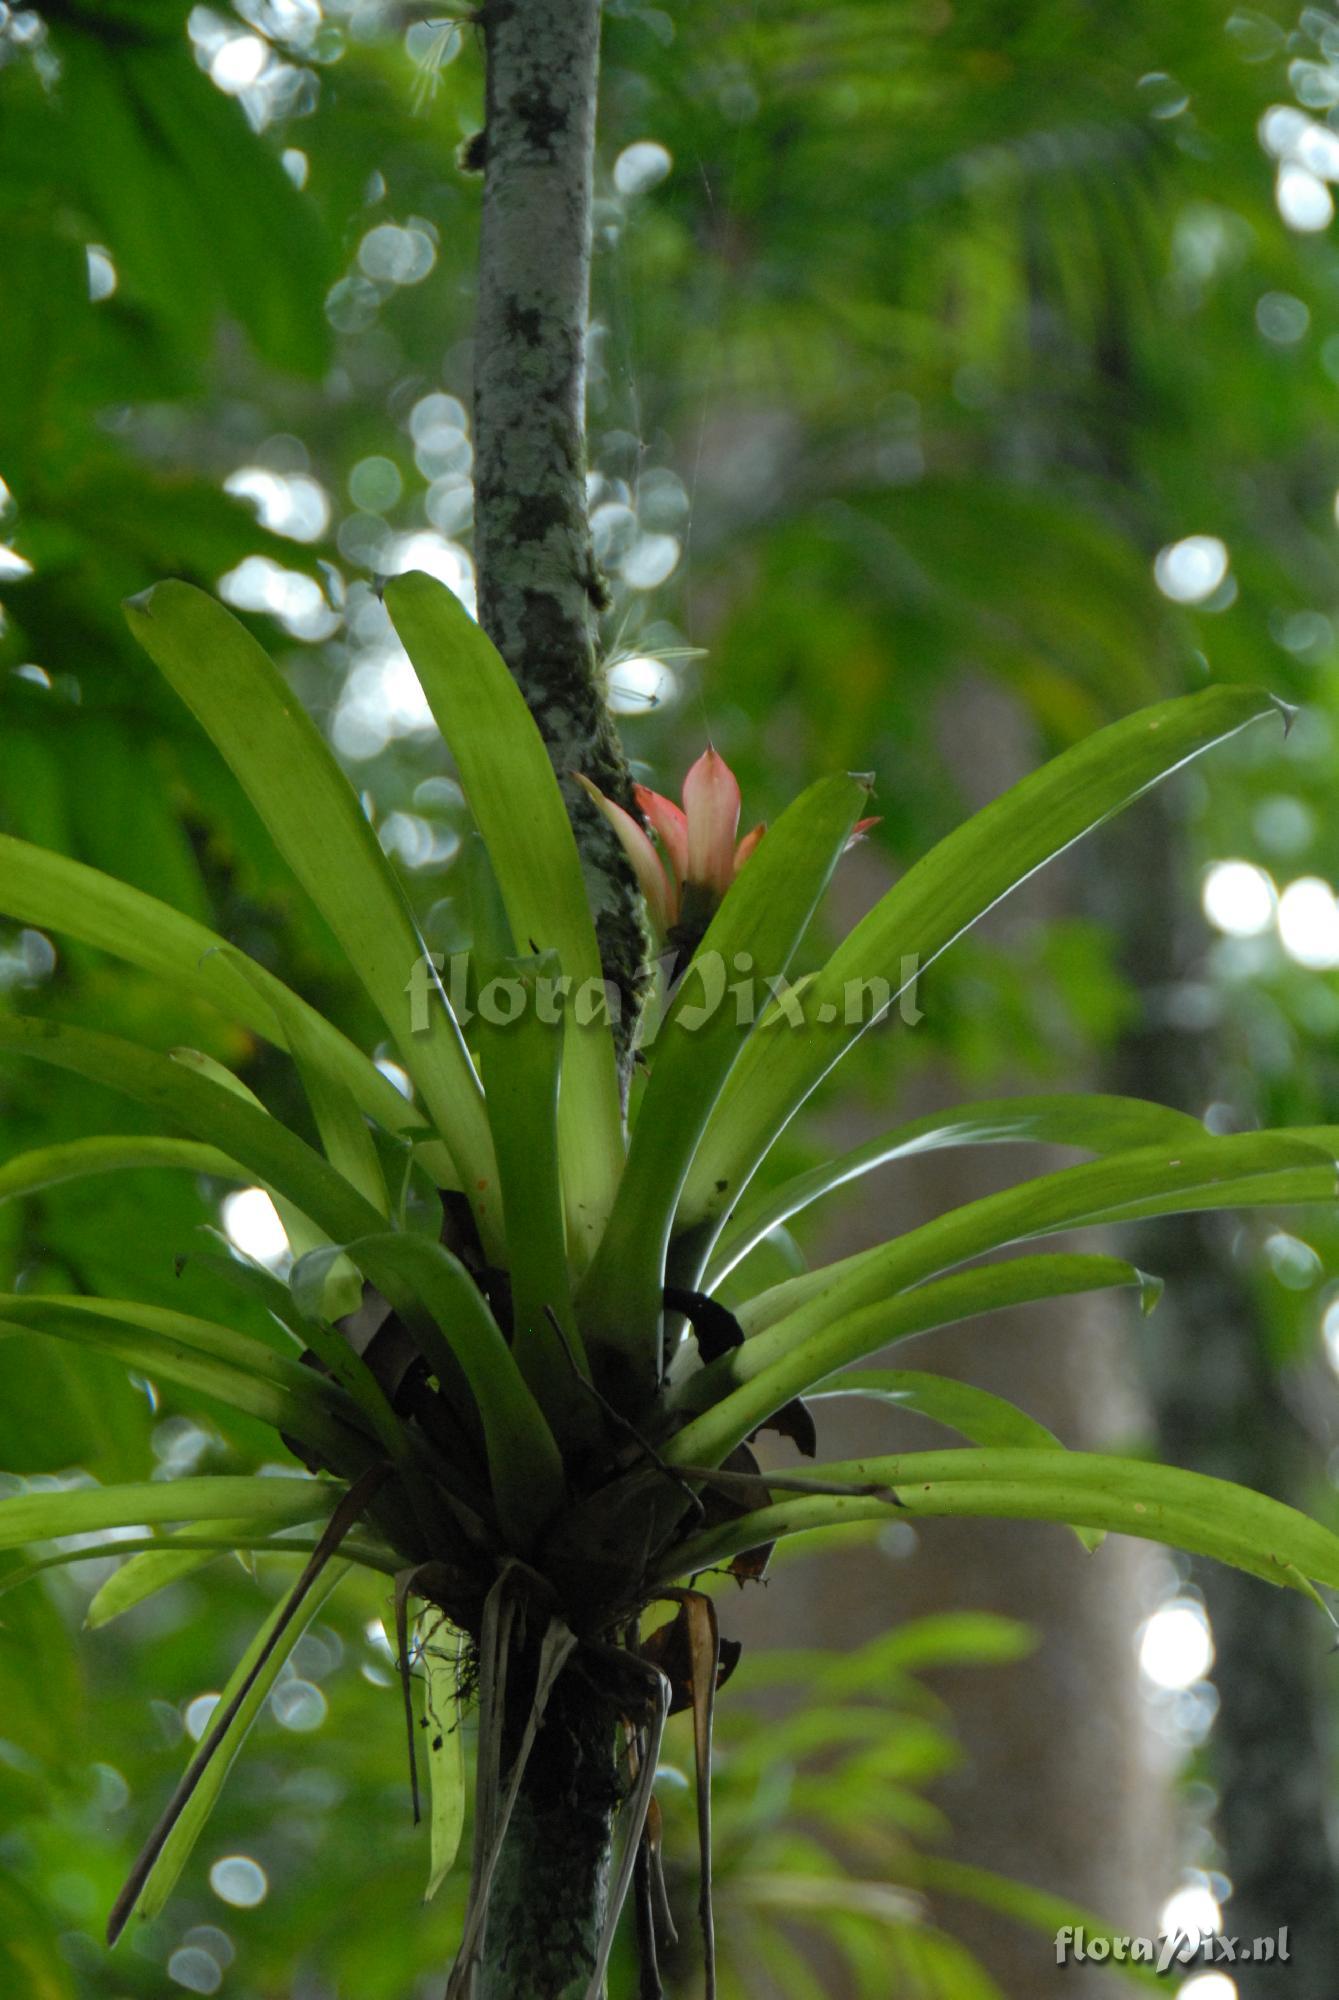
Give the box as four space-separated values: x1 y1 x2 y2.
0 545 34 582
86 245 117 301
1180 1977 1236 2000
1264 1231 1321 1290
348 454 403 512
1256 290 1310 343
613 140 673 194
168 1945 223 1994
211 33 268 93
271 1678 327 1732
358 222 436 286
621 533 680 590
184 1694 222 1743
1277 162 1333 230
1201 860 1274 937
225 467 330 543
209 1855 269 1908
607 655 677 713
222 1188 291 1270
1159 1882 1221 1948
1136 71 1190 119
1138 1600 1214 1689
1153 535 1229 604
218 555 339 639
1278 877 1339 967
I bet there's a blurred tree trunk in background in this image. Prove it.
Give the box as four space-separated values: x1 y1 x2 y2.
1082 251 1339 1989
1100 798 1339 1999
730 679 1174 1996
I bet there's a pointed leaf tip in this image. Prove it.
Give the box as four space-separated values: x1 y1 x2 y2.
1138 1269 1165 1317
1270 695 1300 738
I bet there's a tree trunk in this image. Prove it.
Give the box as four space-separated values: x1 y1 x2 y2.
472 0 646 1055
1102 797 1339 1998
469 4 636 1989
476 1654 622 2000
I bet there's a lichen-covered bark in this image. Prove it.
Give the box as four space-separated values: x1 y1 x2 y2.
473 0 646 1059
469 5 638 1988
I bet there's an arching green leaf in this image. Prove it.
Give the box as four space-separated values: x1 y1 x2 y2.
668 1254 1151 1469
0 1298 373 1473
0 1016 387 1249
0 1476 341 1552
705 1093 1206 1286
676 687 1284 1249
222 946 389 1216
122 582 500 1245
739 1130 1336 1349
0 834 417 1141
661 1448 1339 1598
583 772 870 1379
0 1135 240 1204
385 571 624 1267
472 947 586 1422
112 1561 350 1937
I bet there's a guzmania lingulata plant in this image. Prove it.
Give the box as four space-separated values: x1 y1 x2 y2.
2 572 1338 1997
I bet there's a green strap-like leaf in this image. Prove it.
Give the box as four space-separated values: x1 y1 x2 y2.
473 948 587 1421
123 582 499 1243
112 1560 351 1937
0 1529 398 1614
222 946 389 1216
0 1300 373 1474
808 1369 1066 1449
164 1049 330 1267
667 1254 1149 1470
0 1313 304 1462
0 1293 332 1397
0 1135 240 1204
705 1093 1206 1286
675 686 1284 1244
807 1366 1099 1550
660 1447 1339 1597
420 1611 467 1900
739 1130 1336 1348
385 571 624 1267
0 833 416 1140
85 1517 307 1628
108 1466 389 1943
0 1475 340 1551
582 772 871 1378
0 1016 387 1249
